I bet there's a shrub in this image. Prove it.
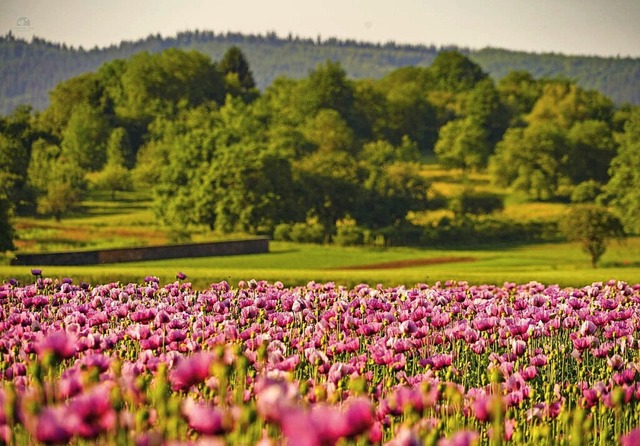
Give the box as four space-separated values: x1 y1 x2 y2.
272 223 292 242
334 225 366 246
422 215 560 247
571 180 602 203
449 190 504 217
273 222 325 244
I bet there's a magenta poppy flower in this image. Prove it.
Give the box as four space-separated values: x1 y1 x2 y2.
181 397 230 435
422 353 452 371
255 379 298 424
167 329 187 343
33 406 74 444
36 331 77 362
530 354 548 367
511 339 527 357
66 384 117 439
343 398 374 438
607 354 625 370
169 352 215 391
579 320 597 336
327 362 355 384
471 394 493 422
389 426 421 446
139 334 162 351
57 367 84 399
621 427 640 446
437 430 479 446
521 365 538 381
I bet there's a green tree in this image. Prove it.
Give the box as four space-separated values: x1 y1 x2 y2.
360 136 420 166
152 97 297 234
95 163 131 200
435 118 490 171
302 109 355 154
351 80 389 142
40 72 105 137
560 204 625 268
384 80 438 152
497 70 542 126
94 129 133 200
294 150 363 242
0 194 14 251
119 49 225 122
61 102 110 171
36 156 87 221
527 81 614 130
105 127 133 168
0 105 42 212
152 105 220 229
566 120 616 184
27 138 87 221
218 46 256 93
489 122 569 200
207 143 297 233
605 109 640 233
297 60 355 125
429 51 487 93
27 139 60 194
571 180 603 203
465 78 510 148
355 161 430 229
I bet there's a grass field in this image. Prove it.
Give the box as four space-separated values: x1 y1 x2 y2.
3 186 640 289
2 237 640 289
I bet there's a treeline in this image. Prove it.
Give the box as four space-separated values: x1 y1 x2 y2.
1 46 640 253
2 29 640 115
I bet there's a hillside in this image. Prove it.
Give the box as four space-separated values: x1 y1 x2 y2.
1 30 640 115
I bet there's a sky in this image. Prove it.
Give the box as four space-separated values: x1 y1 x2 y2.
1 0 639 58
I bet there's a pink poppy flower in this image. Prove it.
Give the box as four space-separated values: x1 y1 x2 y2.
169 352 215 391
181 397 230 435
621 427 640 446
471 394 494 423
36 331 77 362
66 383 117 439
437 430 479 446
33 406 74 444
422 354 452 371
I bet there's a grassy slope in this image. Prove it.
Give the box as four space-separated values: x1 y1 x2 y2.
3 178 640 289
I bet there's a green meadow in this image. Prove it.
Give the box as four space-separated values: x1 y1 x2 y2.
3 183 639 289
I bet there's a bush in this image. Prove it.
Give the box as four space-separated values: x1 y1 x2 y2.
272 223 292 242
273 222 325 244
449 190 504 217
571 180 602 203
421 215 560 247
334 225 366 246
376 223 425 247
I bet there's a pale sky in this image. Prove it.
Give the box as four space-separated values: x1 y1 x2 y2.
1 0 639 57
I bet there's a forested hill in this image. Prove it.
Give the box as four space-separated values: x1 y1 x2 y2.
2 30 639 114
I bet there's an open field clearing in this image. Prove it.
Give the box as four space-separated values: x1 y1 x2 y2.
2 238 639 289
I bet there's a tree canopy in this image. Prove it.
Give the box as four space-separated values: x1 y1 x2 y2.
1 45 640 251
560 204 625 268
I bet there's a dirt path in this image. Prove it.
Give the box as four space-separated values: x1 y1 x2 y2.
330 257 477 270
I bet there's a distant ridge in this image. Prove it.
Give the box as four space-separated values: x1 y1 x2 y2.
1 30 639 114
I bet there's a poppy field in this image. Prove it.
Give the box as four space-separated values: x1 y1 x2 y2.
1 273 640 445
